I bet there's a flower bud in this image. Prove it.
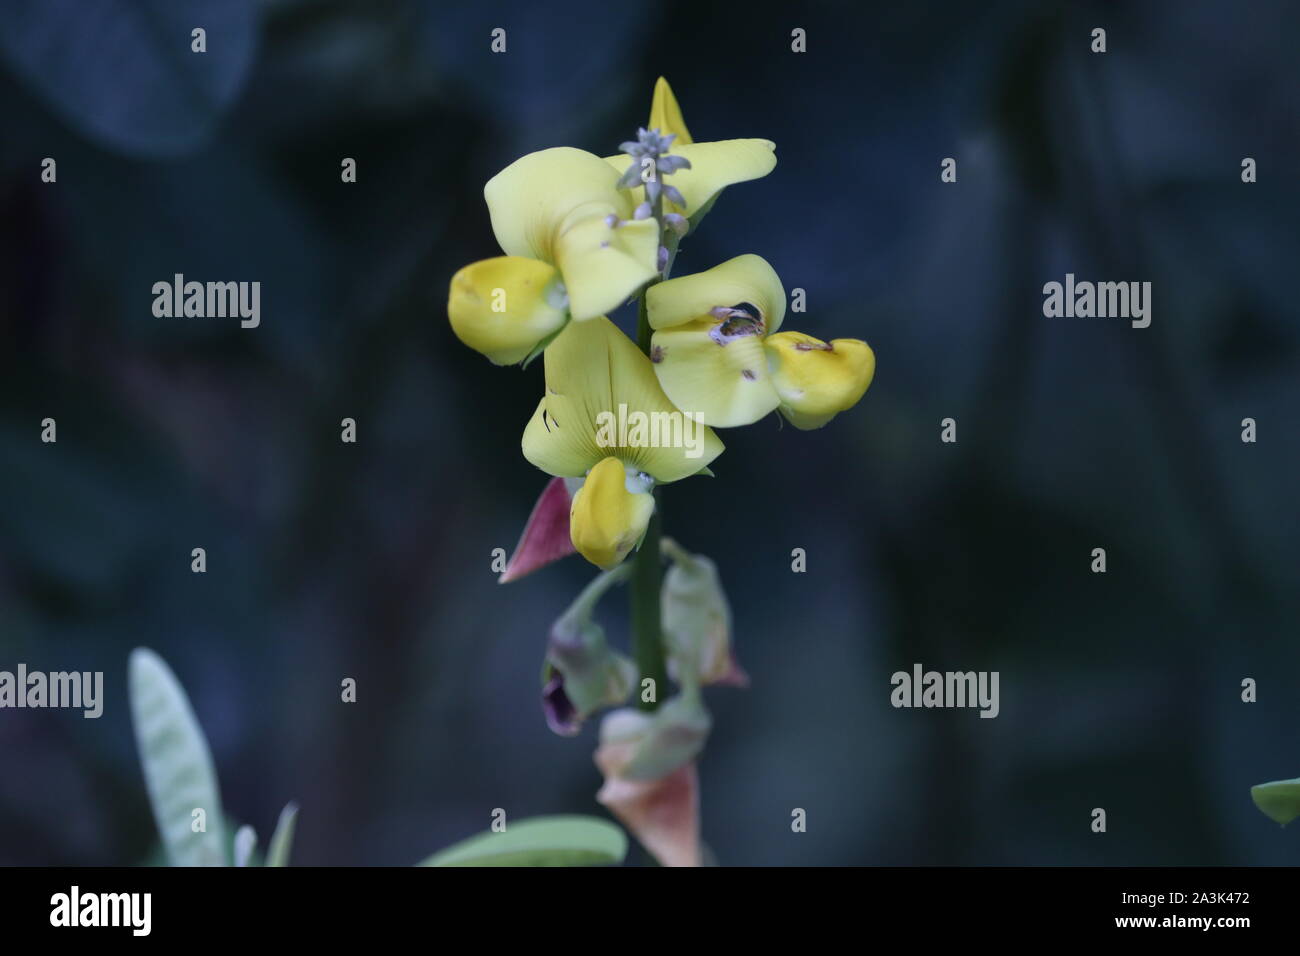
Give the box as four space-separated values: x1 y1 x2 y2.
597 693 711 782
593 694 711 867
542 567 637 735
661 541 748 687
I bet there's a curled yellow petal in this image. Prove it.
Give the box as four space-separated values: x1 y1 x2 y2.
646 254 785 332
447 257 568 365
764 332 876 429
484 147 657 321
649 76 692 145
570 456 655 570
554 215 659 322
644 256 787 427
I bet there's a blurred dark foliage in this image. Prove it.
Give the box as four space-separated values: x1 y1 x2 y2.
1 0 1298 865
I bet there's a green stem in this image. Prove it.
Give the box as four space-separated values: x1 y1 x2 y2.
636 283 655 353
630 505 666 711
632 284 665 709
628 161 684 712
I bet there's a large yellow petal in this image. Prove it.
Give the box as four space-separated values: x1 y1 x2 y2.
447 257 568 365
521 316 724 481
607 139 776 219
569 456 656 570
649 76 692 145
521 394 601 478
668 140 776 218
485 147 657 320
645 254 786 333
650 318 781 428
554 215 659 321
485 147 630 260
764 332 876 429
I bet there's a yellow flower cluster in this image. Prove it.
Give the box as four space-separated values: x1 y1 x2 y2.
449 78 874 571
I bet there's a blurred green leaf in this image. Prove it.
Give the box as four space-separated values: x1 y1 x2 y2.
0 0 256 157
416 815 627 867
265 802 299 867
129 648 227 866
233 824 257 867
1251 778 1300 826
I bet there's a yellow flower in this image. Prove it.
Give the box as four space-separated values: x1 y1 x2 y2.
448 147 660 364
605 77 777 226
447 257 568 366
647 255 875 429
569 458 657 572
522 316 724 569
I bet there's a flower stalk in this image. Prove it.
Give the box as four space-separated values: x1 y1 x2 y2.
445 74 874 865
630 505 666 711
629 148 679 711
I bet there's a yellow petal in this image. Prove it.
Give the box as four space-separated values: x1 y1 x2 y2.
447 257 568 365
604 139 775 220
650 318 780 428
485 147 656 320
642 256 787 427
521 316 724 480
554 215 659 321
570 456 656 570
646 254 785 332
764 332 876 429
668 140 776 218
649 76 692 145
485 147 629 260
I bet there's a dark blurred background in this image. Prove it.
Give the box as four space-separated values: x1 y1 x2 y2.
1 0 1298 865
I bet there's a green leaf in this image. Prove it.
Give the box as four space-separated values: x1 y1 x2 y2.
265 802 299 867
1251 778 1300 825
416 815 627 867
233 825 258 867
129 648 227 866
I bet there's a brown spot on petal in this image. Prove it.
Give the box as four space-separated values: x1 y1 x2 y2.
741 369 756 380
651 345 664 363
